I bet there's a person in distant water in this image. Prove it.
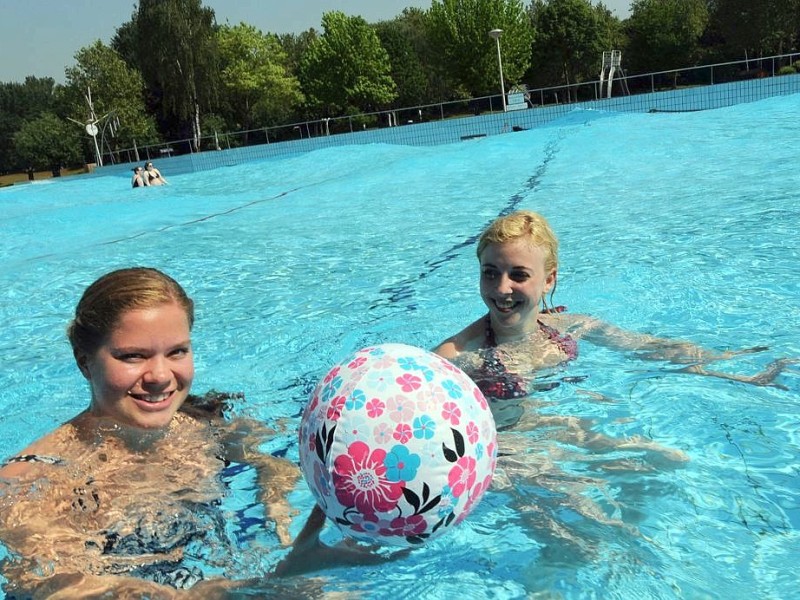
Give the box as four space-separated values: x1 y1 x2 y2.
0 267 373 597
143 161 167 185
131 166 148 188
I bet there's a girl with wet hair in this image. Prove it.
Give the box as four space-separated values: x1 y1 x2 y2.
435 209 790 397
0 267 346 596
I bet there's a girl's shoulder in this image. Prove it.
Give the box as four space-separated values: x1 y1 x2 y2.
0 426 73 478
433 317 486 359
539 310 601 338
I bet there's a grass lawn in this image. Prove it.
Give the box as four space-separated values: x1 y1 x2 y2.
0 167 87 187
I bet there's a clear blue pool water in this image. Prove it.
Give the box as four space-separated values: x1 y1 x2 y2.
1 94 799 598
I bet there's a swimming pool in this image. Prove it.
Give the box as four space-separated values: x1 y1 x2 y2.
1 93 798 598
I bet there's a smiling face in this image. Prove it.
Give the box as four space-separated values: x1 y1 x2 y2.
479 239 556 338
79 301 194 429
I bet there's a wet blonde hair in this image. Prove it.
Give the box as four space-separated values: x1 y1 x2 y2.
67 267 194 360
477 210 560 307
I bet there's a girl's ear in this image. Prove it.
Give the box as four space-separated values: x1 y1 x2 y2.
75 352 91 379
544 269 557 293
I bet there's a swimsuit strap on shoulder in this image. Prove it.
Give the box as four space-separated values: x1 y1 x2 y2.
537 320 579 360
541 305 567 314
3 454 65 466
484 314 497 347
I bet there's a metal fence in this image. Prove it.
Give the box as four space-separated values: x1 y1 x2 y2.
102 52 800 167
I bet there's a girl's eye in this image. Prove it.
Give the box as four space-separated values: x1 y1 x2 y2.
117 353 145 362
170 347 191 358
481 269 498 280
510 271 530 282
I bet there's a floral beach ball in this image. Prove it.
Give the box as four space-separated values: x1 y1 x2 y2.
299 343 497 546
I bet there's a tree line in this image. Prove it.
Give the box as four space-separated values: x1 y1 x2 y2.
1 0 798 174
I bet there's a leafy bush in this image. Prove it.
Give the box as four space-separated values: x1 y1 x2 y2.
14 112 83 170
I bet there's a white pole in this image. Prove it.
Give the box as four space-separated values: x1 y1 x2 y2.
85 87 103 167
92 131 102 167
489 29 506 112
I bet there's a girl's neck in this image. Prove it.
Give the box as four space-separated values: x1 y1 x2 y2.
486 313 542 347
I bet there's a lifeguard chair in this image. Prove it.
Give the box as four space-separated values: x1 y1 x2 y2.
599 50 630 98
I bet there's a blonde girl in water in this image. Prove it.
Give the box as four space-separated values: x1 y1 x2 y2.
434 209 791 399
432 210 795 561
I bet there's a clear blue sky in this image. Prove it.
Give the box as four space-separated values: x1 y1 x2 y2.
0 0 632 84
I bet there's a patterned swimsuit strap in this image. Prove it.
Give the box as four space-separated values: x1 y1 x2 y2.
542 305 567 314
538 320 579 360
484 314 497 347
2 454 65 466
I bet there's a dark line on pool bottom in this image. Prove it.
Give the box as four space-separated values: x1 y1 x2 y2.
370 132 564 312
19 181 329 266
99 186 306 247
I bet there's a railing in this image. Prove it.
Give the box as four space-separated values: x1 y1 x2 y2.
102 52 800 166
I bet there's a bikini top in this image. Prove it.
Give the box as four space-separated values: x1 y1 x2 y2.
474 311 579 400
484 311 578 361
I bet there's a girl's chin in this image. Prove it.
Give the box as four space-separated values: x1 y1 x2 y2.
125 402 181 429
491 308 538 330
491 303 522 319
133 417 174 429
87 402 180 431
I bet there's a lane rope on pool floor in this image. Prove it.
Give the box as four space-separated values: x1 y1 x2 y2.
370 129 568 314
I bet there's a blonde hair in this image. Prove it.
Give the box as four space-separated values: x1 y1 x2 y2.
477 210 560 307
67 267 194 359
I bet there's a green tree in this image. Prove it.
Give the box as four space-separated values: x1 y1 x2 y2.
278 29 319 74
708 0 800 59
595 2 626 58
13 112 83 171
110 19 138 69
625 0 709 79
528 0 615 98
375 9 441 107
426 0 533 97
63 41 160 158
217 23 304 132
135 0 220 148
0 77 61 173
298 11 397 117
396 7 453 103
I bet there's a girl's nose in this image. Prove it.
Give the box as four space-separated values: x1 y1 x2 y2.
496 274 514 294
143 356 171 384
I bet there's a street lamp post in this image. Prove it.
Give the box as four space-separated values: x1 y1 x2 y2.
488 28 506 112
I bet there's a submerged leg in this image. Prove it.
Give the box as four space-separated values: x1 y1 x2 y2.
678 357 799 389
